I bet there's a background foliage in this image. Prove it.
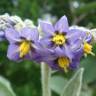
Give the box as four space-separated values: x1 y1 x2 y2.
0 0 96 96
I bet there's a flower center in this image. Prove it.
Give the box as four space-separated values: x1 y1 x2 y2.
83 42 94 56
19 40 31 58
52 34 66 45
58 57 70 72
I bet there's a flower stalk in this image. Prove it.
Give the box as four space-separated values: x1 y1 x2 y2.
41 63 51 96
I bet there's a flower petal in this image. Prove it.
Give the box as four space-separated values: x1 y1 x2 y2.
54 15 69 33
67 29 84 43
54 45 73 61
7 44 20 61
54 47 66 57
32 42 56 62
40 38 54 48
71 42 83 58
46 61 60 70
21 27 39 41
39 20 55 36
5 28 21 43
69 59 80 70
68 28 92 43
64 45 73 60
25 51 35 60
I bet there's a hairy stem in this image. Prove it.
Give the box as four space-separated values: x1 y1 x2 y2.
41 63 51 96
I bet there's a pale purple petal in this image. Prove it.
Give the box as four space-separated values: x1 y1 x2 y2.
25 51 35 60
40 38 54 48
68 28 92 43
46 61 59 70
39 20 55 36
32 43 56 62
54 47 66 57
71 41 83 58
64 45 73 60
37 49 56 62
7 44 20 61
21 27 39 41
67 29 84 43
5 28 21 43
70 40 82 52
54 15 69 33
69 59 80 70
54 45 73 61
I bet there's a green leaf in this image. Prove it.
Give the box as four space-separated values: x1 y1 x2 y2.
0 76 16 96
61 68 84 96
49 76 67 94
80 55 96 83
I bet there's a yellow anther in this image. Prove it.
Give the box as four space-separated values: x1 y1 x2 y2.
19 41 31 58
52 34 66 45
84 42 95 56
58 57 70 72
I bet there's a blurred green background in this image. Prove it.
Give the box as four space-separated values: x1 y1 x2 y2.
0 0 96 96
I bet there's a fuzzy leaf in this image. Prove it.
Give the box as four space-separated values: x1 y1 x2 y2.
49 76 67 94
61 68 84 96
0 76 16 96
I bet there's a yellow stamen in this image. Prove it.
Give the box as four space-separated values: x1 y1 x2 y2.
58 57 70 72
19 41 31 58
84 42 95 56
52 34 66 45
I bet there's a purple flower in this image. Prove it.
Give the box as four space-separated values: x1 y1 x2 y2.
39 16 93 71
70 26 94 56
43 46 83 72
5 27 39 61
39 16 84 71
4 15 94 72
0 14 21 41
39 15 84 55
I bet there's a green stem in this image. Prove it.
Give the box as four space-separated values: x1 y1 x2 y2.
41 63 51 96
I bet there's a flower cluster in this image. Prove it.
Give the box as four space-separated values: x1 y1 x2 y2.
4 15 94 72
0 14 35 41
0 14 22 41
